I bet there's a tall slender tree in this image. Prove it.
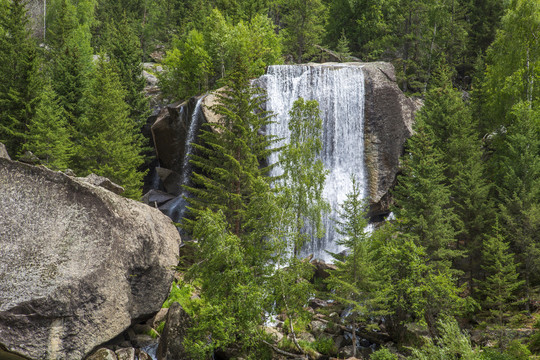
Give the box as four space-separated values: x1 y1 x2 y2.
326 175 373 357
73 56 146 199
23 83 71 170
480 218 524 348
0 0 41 157
185 59 276 243
278 97 329 256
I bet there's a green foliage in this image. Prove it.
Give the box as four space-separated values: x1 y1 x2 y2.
101 15 149 127
504 340 531 360
155 320 166 335
280 0 326 62
370 347 398 360
159 30 212 101
393 121 459 268
47 0 95 124
185 63 276 240
481 0 540 132
479 218 524 342
409 317 476 360
493 104 540 311
312 336 337 356
278 97 329 256
23 83 71 170
162 281 199 315
326 175 372 356
73 56 146 199
184 209 270 359
418 68 492 296
0 0 41 157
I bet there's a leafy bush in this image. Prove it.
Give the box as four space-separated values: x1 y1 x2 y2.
313 336 337 356
409 317 476 360
162 280 198 316
504 339 531 360
370 347 398 360
478 348 513 360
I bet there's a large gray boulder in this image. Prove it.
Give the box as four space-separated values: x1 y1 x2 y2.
0 158 181 360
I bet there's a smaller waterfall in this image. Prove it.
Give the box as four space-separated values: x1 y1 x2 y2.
258 64 367 262
161 97 206 225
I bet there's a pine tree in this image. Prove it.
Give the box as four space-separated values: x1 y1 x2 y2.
418 69 493 296
480 218 524 348
102 15 149 127
390 122 464 338
0 0 41 157
73 56 146 199
185 60 275 243
326 175 373 357
281 0 326 62
278 97 329 256
23 83 71 170
494 104 540 313
392 122 459 268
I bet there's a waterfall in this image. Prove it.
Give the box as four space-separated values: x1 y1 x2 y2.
161 96 206 224
257 64 367 262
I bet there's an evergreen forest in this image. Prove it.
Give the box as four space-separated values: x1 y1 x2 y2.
1 0 540 359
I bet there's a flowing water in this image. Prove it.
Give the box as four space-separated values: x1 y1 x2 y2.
256 64 367 261
161 96 206 224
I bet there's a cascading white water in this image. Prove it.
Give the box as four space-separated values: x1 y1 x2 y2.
161 96 205 224
257 64 367 261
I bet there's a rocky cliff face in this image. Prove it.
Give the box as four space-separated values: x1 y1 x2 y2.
361 62 420 216
0 159 180 360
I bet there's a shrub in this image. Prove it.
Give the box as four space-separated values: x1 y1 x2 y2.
370 347 398 360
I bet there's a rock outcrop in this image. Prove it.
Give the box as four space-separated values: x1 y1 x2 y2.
156 302 191 360
0 158 181 360
362 62 420 216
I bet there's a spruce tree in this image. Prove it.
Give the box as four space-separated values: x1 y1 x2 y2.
326 175 373 357
0 0 41 157
23 83 71 170
494 104 540 313
281 0 326 62
392 122 459 268
390 122 464 338
185 59 275 245
47 0 95 125
480 218 524 348
184 209 272 359
102 15 148 127
419 69 493 295
74 56 146 199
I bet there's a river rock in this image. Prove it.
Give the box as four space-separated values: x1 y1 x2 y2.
157 302 191 360
0 158 180 360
